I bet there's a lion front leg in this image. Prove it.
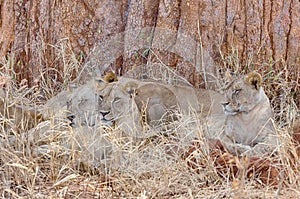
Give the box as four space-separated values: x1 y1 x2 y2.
242 135 279 157
220 141 275 158
221 141 252 156
220 133 278 157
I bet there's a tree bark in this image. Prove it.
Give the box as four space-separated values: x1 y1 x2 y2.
0 0 299 101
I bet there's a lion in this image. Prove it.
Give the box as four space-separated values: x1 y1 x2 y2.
96 72 224 138
219 71 279 157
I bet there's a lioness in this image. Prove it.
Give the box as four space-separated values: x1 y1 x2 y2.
220 71 279 157
96 73 224 138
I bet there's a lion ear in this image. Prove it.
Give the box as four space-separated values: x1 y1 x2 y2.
103 71 118 83
245 71 262 90
95 71 118 84
124 82 138 97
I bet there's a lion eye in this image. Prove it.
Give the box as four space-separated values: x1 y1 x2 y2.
113 97 121 102
234 89 241 95
98 95 103 101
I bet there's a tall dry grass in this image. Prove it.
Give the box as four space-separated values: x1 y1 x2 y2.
0 42 299 198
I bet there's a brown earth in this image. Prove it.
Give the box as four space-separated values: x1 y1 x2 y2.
184 138 282 186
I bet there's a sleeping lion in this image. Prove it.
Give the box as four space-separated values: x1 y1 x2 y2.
96 72 223 138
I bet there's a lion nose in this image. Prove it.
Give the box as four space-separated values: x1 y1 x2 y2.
66 114 76 126
100 111 110 118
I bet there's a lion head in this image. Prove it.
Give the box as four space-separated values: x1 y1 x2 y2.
97 79 143 138
222 71 265 115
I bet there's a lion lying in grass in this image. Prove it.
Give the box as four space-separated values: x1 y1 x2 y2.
96 72 224 138
0 70 283 179
18 70 278 171
43 80 99 127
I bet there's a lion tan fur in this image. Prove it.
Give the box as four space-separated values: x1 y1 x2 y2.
96 74 224 138
220 71 278 157
43 80 99 127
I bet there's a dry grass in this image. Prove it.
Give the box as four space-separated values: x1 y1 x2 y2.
0 45 300 199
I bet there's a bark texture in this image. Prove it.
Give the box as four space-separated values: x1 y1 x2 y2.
0 0 299 102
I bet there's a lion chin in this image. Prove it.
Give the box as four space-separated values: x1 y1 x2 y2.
221 103 240 116
100 118 114 127
223 109 239 116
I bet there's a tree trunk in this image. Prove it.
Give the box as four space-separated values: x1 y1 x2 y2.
0 0 299 101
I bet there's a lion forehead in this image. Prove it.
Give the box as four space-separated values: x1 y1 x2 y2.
226 77 259 99
97 84 115 109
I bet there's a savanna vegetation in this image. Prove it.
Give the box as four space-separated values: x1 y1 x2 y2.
0 0 299 198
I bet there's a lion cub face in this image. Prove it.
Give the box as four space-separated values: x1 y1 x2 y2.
98 84 130 123
97 80 140 130
222 71 263 116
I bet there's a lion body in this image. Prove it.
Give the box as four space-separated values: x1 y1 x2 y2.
220 72 278 157
97 75 224 138
43 71 278 158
